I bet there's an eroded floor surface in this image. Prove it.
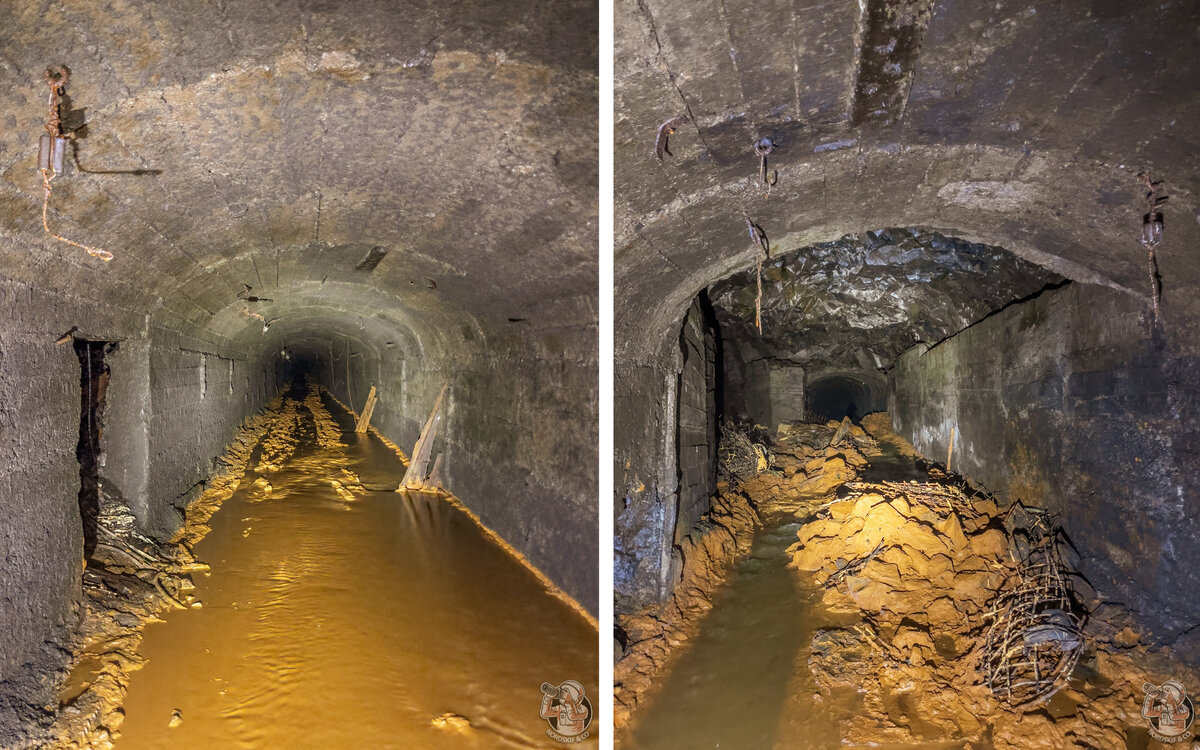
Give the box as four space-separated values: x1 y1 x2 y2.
111 384 598 749
626 438 959 750
621 417 1200 749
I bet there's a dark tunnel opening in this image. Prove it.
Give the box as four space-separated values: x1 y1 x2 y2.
620 230 1117 745
611 0 1200 743
806 375 874 423
73 339 114 563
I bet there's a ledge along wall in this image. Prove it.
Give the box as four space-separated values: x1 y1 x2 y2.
890 281 1200 650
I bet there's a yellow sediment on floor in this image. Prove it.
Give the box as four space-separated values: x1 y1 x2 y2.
614 489 761 731
49 391 291 750
615 420 880 736
321 385 597 631
860 411 922 460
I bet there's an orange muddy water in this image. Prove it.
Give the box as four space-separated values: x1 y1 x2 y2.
113 385 597 749
625 450 964 750
625 521 853 749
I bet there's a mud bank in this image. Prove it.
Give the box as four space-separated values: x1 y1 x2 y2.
795 476 1200 748
614 419 878 732
619 413 1200 748
30 391 289 750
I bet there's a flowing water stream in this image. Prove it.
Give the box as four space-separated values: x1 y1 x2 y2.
112 385 597 749
626 443 967 750
626 522 857 749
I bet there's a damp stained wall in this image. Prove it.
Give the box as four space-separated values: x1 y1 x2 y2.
0 284 276 735
322 324 600 614
890 282 1200 648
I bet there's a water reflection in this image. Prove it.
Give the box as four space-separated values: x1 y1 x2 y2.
115 386 597 749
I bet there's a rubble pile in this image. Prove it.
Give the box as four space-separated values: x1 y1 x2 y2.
792 480 1200 748
739 418 879 519
792 481 1013 744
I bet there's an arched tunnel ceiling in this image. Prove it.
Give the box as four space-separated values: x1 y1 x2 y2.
615 0 1200 360
710 228 1063 371
0 0 597 357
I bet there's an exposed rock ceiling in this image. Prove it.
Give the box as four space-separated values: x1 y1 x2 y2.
615 0 1200 360
710 228 1063 370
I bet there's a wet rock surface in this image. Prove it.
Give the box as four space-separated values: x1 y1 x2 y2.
622 414 1200 748
792 428 1200 748
710 228 1062 371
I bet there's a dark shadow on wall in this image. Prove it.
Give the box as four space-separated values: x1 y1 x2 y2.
73 339 116 562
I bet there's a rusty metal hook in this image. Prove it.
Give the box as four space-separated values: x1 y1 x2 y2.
654 114 688 160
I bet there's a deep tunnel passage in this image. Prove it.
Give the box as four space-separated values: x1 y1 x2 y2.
657 228 1065 570
805 375 871 423
0 0 599 746
615 226 1200 747
100 378 598 749
611 0 1200 745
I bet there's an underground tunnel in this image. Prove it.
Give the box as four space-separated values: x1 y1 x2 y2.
613 0 1200 747
0 1 598 747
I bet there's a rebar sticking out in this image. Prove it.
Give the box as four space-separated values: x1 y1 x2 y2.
1138 172 1167 327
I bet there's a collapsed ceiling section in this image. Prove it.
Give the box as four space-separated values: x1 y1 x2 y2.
614 0 1200 362
709 228 1064 371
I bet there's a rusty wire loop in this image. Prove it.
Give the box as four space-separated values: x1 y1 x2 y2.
44 67 67 138
745 217 770 334
1138 172 1167 327
40 66 112 262
241 306 278 333
754 138 777 196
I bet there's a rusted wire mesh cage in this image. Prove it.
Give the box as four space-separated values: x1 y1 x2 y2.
981 505 1084 709
717 423 767 481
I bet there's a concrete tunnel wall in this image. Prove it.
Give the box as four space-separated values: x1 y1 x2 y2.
320 322 599 616
0 282 279 721
613 0 1200 629
890 281 1200 650
0 276 599 729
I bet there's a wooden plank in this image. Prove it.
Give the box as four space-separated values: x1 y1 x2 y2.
355 385 378 433
400 383 449 490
